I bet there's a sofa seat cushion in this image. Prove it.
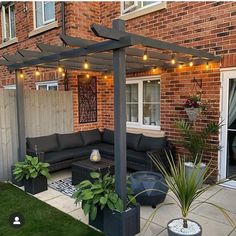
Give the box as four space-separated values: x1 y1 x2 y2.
27 134 58 153
71 146 95 158
127 133 142 151
80 129 102 146
93 143 114 156
127 149 147 165
57 132 83 150
137 136 166 152
102 129 114 145
44 150 74 164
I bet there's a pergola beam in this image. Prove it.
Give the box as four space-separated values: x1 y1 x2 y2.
91 24 221 61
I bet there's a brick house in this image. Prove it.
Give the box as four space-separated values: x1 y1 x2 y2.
0 1 236 184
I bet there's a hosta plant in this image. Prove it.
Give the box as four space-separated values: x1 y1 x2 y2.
13 155 50 181
73 172 136 220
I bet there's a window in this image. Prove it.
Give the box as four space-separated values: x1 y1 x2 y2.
1 3 16 42
121 1 162 15
126 78 160 129
36 81 58 91
34 1 55 28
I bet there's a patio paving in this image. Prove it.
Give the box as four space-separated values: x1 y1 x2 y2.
33 169 236 236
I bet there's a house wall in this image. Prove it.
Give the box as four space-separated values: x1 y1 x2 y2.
1 2 236 180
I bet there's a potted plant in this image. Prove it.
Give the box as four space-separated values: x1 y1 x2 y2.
183 94 205 123
176 119 221 186
73 172 139 235
13 155 50 195
148 152 236 236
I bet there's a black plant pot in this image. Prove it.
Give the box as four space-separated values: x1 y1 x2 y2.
24 175 48 195
167 218 202 236
11 165 24 187
103 204 140 236
89 208 104 231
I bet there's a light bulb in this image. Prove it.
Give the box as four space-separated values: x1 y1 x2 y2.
86 73 90 78
35 68 40 76
171 54 176 65
143 48 148 61
58 66 63 73
104 75 108 79
179 64 183 69
189 61 193 67
206 62 209 69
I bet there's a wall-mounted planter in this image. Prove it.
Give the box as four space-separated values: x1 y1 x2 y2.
184 108 201 123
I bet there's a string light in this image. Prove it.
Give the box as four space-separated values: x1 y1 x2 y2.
35 67 40 76
152 67 157 73
179 64 183 69
104 75 108 79
206 61 209 69
86 73 90 78
171 54 176 65
189 61 193 67
83 57 89 69
57 62 63 73
19 70 24 79
62 72 66 77
143 48 148 61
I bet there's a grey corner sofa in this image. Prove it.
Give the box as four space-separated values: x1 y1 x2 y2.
26 128 175 172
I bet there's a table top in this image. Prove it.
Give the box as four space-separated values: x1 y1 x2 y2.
72 158 114 171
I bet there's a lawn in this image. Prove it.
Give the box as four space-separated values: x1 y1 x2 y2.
0 182 103 236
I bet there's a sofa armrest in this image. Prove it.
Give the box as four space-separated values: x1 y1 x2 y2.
27 149 46 162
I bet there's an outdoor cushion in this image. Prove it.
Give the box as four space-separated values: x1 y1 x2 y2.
80 129 102 146
127 133 142 151
44 149 74 164
71 146 95 158
137 136 166 152
102 128 114 145
93 143 114 156
57 132 83 150
27 134 58 153
127 149 147 165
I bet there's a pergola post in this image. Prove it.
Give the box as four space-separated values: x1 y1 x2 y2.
112 19 127 206
15 69 26 161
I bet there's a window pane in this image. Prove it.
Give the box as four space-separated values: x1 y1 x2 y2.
44 1 55 22
38 85 47 90
143 80 160 126
123 1 135 10
143 1 160 7
4 7 10 40
48 85 57 91
35 2 43 28
126 84 138 122
10 5 15 38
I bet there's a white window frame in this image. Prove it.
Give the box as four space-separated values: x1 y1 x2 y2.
1 3 16 42
33 1 55 29
126 76 161 130
4 84 16 89
36 81 58 90
121 1 162 15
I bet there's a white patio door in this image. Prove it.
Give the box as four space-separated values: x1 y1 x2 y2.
220 69 236 187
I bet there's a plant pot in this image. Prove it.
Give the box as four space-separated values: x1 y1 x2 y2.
89 207 104 231
185 162 206 188
11 165 24 187
103 204 140 236
167 218 202 236
24 175 48 195
184 108 201 123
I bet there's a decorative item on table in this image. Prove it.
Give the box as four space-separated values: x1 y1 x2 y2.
90 149 101 162
183 94 206 123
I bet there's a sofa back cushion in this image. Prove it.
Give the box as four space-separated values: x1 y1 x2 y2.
127 133 142 151
81 129 101 146
27 134 58 153
57 132 83 150
103 129 114 145
137 135 166 152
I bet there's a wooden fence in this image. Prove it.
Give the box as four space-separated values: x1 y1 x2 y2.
0 89 73 181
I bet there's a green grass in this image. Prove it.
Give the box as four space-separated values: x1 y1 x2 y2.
0 182 103 236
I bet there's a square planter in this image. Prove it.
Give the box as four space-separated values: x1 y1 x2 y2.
24 175 48 195
103 204 140 236
89 208 104 231
11 165 24 187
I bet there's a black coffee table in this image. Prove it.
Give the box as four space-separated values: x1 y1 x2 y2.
72 158 114 185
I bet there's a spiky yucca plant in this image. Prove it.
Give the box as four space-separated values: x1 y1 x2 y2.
176 120 222 163
148 151 236 230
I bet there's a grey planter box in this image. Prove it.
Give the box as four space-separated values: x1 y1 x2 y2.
24 175 48 195
103 204 140 236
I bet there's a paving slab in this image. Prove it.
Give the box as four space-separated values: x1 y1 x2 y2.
137 219 165 236
34 187 63 201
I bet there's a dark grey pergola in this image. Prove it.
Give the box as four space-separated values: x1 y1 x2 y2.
0 19 221 207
